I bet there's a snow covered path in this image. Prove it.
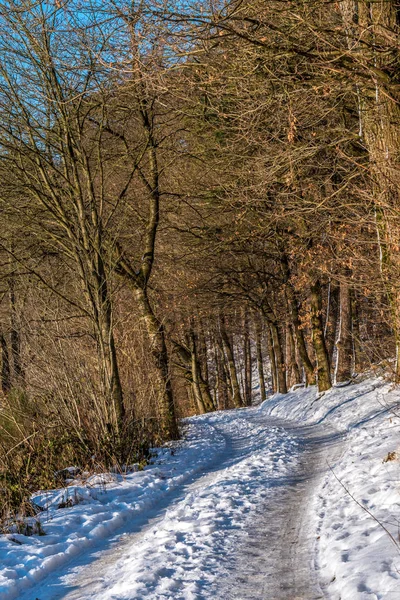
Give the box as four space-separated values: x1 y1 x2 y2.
13 408 326 600
3 378 400 600
14 409 344 600
62 418 337 600
215 421 344 600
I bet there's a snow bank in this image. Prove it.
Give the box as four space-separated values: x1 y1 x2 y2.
261 377 390 431
0 401 298 600
263 377 400 600
0 421 226 600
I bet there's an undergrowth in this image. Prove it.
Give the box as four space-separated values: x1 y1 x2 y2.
0 389 160 532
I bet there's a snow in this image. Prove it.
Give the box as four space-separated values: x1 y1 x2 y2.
0 411 298 600
0 421 227 599
68 414 297 600
263 377 400 599
1 376 400 599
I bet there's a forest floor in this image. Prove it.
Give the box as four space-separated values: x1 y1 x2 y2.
2 377 400 600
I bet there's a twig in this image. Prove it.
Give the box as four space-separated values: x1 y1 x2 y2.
327 461 400 554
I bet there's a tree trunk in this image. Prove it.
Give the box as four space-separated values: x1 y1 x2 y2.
100 314 125 432
216 341 229 410
187 385 196 414
243 312 252 406
198 324 209 387
9 267 23 384
113 85 179 433
191 350 207 415
73 237 126 438
260 300 287 394
340 0 400 379
220 316 243 408
310 280 332 392
93 257 125 435
335 278 353 383
133 286 178 438
266 323 277 393
351 292 365 373
189 328 214 413
281 254 315 385
256 327 266 403
325 281 340 367
1 333 11 395
269 321 288 394
287 324 301 387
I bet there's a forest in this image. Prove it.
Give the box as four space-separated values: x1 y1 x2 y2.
0 0 400 519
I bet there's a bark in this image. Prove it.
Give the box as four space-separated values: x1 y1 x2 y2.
220 316 243 408
212 380 218 410
177 347 206 415
351 292 365 373
1 333 11 394
101 319 125 431
9 269 23 383
243 312 252 406
98 266 125 432
260 300 287 394
190 352 207 415
113 97 178 435
216 341 229 410
190 358 215 414
266 323 277 393
78 245 125 435
310 280 332 392
73 237 125 436
256 327 266 403
280 254 315 385
287 324 301 387
197 327 216 410
187 386 196 414
198 324 209 387
133 286 178 438
325 282 340 367
269 321 288 394
340 1 400 379
335 278 353 383
188 328 214 413
215 333 231 409
199 378 215 412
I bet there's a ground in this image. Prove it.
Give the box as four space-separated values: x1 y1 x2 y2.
1 377 400 599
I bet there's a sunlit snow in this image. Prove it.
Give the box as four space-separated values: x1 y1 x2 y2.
1 377 400 599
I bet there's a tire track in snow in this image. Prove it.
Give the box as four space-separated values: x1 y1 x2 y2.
208 417 345 600
15 408 344 600
27 410 299 599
